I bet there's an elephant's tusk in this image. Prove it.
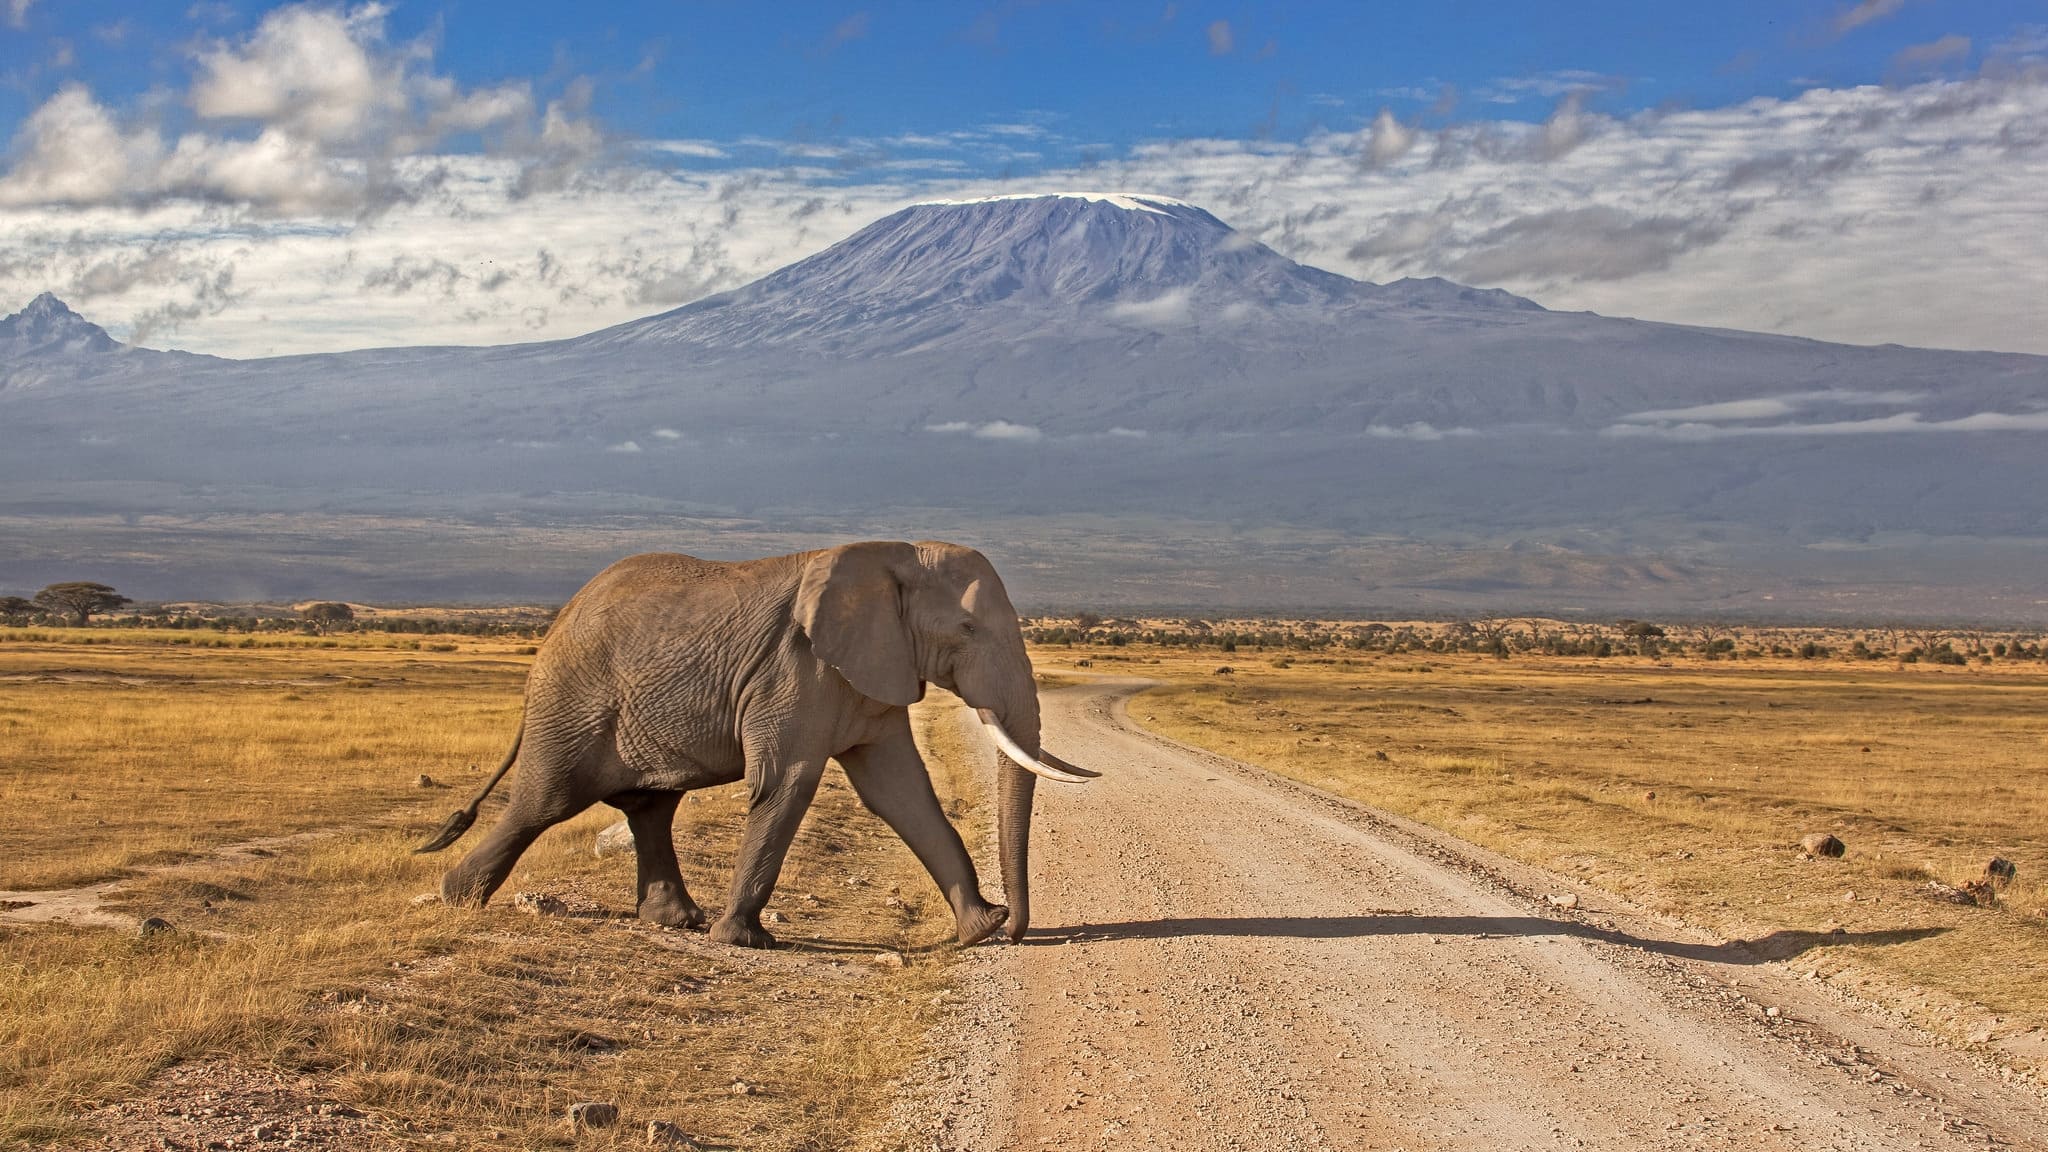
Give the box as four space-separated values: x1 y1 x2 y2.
1040 749 1101 779
977 709 1094 784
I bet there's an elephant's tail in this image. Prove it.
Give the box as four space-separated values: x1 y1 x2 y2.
414 729 523 853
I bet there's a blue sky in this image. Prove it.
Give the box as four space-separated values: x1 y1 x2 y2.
1 2 2044 355
5 1 2029 173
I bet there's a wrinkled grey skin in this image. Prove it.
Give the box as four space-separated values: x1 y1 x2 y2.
420 541 1045 949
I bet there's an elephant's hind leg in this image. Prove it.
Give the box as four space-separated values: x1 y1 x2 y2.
440 731 605 907
615 790 707 929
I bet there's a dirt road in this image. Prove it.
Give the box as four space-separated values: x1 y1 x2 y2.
891 679 2048 1151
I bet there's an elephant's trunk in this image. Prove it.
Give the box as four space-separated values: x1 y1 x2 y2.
996 753 1037 943
974 664 1099 944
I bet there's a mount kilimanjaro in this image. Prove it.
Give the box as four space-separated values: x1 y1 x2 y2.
4 192 2046 617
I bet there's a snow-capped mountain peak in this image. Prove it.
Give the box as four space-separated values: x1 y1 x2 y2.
583 192 1488 351
910 191 1197 215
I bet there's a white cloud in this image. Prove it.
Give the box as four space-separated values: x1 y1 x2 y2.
1617 389 1923 424
927 420 1043 442
1364 109 1414 168
0 2 587 217
1367 422 1479 441
1603 410 2048 439
189 3 401 144
1834 0 1906 36
639 140 729 159
1538 91 1590 160
974 420 1042 442
1896 35 1972 68
0 85 163 207
1105 287 1193 326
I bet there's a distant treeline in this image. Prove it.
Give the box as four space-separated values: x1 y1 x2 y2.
0 591 550 639
1024 616 2047 665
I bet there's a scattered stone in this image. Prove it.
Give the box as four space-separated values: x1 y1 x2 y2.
1800 833 1846 858
567 1101 618 1130
1960 878 2002 906
415 774 438 789
869 950 907 969
1546 892 1580 910
138 916 174 937
1984 857 2018 890
645 1119 702 1148
1924 880 1978 906
410 892 440 906
593 820 635 858
512 892 569 917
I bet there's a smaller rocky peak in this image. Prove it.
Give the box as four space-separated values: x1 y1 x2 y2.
0 293 122 357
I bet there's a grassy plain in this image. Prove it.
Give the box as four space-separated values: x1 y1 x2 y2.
1037 642 2048 1062
0 628 987 1149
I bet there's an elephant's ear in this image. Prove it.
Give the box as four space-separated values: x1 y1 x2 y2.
795 542 924 707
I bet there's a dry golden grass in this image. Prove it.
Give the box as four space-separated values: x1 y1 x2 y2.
1045 644 2048 1051
0 629 986 1148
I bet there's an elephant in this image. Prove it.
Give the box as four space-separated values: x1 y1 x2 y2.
414 541 1096 949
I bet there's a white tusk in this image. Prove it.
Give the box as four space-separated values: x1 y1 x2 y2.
1040 749 1102 779
977 709 1093 784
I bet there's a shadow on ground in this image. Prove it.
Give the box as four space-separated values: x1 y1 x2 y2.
1029 914 1947 965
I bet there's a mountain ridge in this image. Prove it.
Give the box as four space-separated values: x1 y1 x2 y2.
2 193 2045 614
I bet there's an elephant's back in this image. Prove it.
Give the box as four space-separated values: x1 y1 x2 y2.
537 552 801 677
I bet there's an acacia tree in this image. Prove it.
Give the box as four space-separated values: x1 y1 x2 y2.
33 582 131 626
301 602 356 625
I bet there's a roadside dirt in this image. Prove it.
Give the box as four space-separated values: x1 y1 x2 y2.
887 678 2048 1151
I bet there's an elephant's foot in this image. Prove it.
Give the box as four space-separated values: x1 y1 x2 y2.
955 902 1010 947
638 889 708 930
439 869 493 908
709 914 779 949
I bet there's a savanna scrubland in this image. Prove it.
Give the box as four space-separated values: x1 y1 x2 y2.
4 614 2046 1146
0 627 985 1149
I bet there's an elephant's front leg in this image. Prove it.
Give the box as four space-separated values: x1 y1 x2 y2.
838 718 1009 947
710 754 826 949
